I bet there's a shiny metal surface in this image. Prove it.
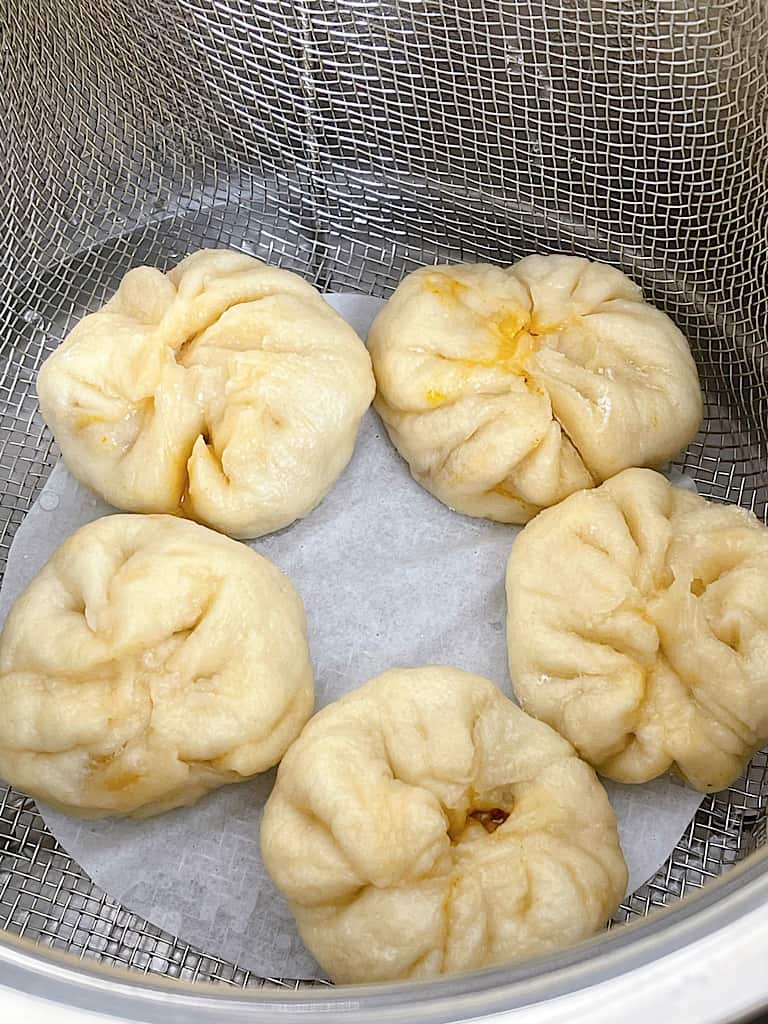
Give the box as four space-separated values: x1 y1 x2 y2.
2 0 767 1012
0 844 768 1022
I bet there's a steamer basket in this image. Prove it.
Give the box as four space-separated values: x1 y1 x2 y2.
2 1 768 1021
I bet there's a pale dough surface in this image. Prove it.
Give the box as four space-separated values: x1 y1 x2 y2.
0 514 313 816
369 255 702 521
38 250 375 538
261 666 627 982
507 468 768 791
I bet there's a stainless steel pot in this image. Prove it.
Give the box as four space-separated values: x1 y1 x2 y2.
2 1 767 1019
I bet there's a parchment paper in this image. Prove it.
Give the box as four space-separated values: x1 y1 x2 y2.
0 294 703 979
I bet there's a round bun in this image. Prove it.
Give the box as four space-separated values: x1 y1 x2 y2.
38 250 375 538
261 666 627 982
507 468 768 791
369 255 701 522
0 514 313 816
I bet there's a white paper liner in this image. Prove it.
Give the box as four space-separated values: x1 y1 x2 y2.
0 294 703 979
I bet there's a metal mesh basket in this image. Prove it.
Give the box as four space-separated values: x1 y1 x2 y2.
2 0 768 1010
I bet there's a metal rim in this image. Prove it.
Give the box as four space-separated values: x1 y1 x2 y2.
0 843 765 1023
3 1 768 1015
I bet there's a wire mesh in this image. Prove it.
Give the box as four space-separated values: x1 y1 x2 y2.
2 0 768 990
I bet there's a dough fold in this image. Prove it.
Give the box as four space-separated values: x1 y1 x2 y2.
369 256 702 521
507 468 768 791
261 666 627 982
0 514 313 816
38 250 375 538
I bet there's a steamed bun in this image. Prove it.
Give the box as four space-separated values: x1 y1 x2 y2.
369 256 702 522
507 468 768 791
37 250 375 538
0 514 313 816
261 666 627 983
